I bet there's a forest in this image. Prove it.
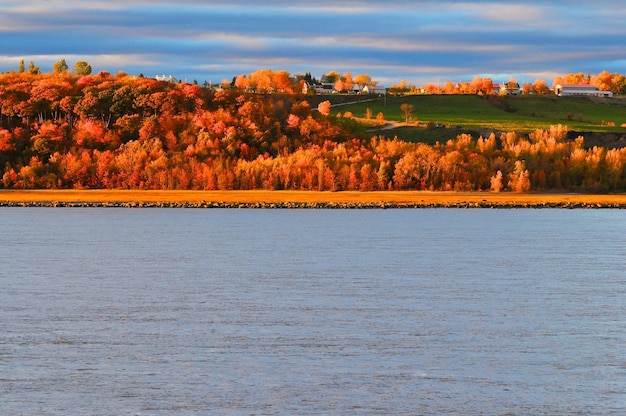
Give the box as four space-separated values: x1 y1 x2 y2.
1 68 626 192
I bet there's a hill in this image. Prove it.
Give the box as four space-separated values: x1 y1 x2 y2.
321 94 626 147
1 71 626 192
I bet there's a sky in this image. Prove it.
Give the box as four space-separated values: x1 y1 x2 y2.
1 0 625 87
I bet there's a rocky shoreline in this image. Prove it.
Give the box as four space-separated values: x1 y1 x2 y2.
1 200 625 209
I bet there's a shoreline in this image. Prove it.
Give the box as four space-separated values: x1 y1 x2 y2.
2 190 626 208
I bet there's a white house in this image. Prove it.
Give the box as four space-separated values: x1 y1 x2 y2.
155 74 177 83
554 84 613 97
361 85 387 95
500 81 521 95
313 83 336 94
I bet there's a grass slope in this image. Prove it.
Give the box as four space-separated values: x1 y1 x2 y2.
330 94 626 144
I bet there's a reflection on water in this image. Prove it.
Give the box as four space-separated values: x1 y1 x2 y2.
2 208 625 415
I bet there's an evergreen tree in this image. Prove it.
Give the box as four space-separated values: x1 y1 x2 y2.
18 59 25 73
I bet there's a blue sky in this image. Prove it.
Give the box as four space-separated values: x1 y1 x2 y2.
2 0 625 86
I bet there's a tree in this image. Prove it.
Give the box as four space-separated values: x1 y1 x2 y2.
322 71 340 84
471 77 484 94
75 61 92 76
592 70 612 91
317 100 331 116
482 78 494 94
533 79 550 94
400 103 414 124
28 61 40 75
234 74 249 90
354 74 372 91
53 59 69 74
343 72 355 92
490 170 503 192
18 60 25 73
334 78 345 93
509 160 531 192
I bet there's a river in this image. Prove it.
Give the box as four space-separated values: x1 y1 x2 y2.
1 208 625 415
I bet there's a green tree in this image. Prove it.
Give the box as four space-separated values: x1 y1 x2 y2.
75 61 92 76
28 61 40 74
322 71 340 84
18 59 25 73
52 59 68 74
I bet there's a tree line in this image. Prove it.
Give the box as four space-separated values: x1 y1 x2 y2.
391 71 626 95
1 70 625 192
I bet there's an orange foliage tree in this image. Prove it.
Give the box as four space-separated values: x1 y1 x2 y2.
1 68 626 192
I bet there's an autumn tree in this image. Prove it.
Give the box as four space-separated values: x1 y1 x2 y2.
592 70 612 91
53 59 69 74
400 103 414 124
354 74 372 91
532 79 550 94
509 160 531 192
322 71 340 84
28 61 40 75
75 61 92 76
317 100 331 116
490 170 503 192
471 77 484 94
343 72 355 92
334 78 346 93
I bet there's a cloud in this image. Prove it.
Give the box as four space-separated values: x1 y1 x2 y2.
1 1 625 85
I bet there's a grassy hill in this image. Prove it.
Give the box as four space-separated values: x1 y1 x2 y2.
322 94 626 145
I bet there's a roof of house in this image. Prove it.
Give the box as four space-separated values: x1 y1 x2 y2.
557 84 598 89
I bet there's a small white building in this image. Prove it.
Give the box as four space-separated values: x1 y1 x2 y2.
361 85 387 95
500 81 521 95
554 84 613 97
155 74 177 83
313 83 335 94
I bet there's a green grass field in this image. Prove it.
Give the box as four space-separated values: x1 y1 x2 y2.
326 94 626 144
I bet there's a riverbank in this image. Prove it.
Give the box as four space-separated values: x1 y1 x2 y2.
2 190 626 208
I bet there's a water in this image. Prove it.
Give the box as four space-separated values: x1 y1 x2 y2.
1 208 625 415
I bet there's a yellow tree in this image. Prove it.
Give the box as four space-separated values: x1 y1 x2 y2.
509 160 531 192
354 74 372 91
533 79 550 94
343 72 355 92
482 78 494 94
249 69 273 92
52 59 68 74
273 70 293 93
400 103 414 124
611 73 626 94
470 77 484 94
323 71 340 84
592 70 612 91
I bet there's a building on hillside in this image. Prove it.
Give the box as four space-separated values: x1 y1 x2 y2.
313 83 336 94
155 74 177 83
554 84 613 97
361 85 387 95
500 81 521 95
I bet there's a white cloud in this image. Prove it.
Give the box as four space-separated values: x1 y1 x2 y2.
2 1 625 86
